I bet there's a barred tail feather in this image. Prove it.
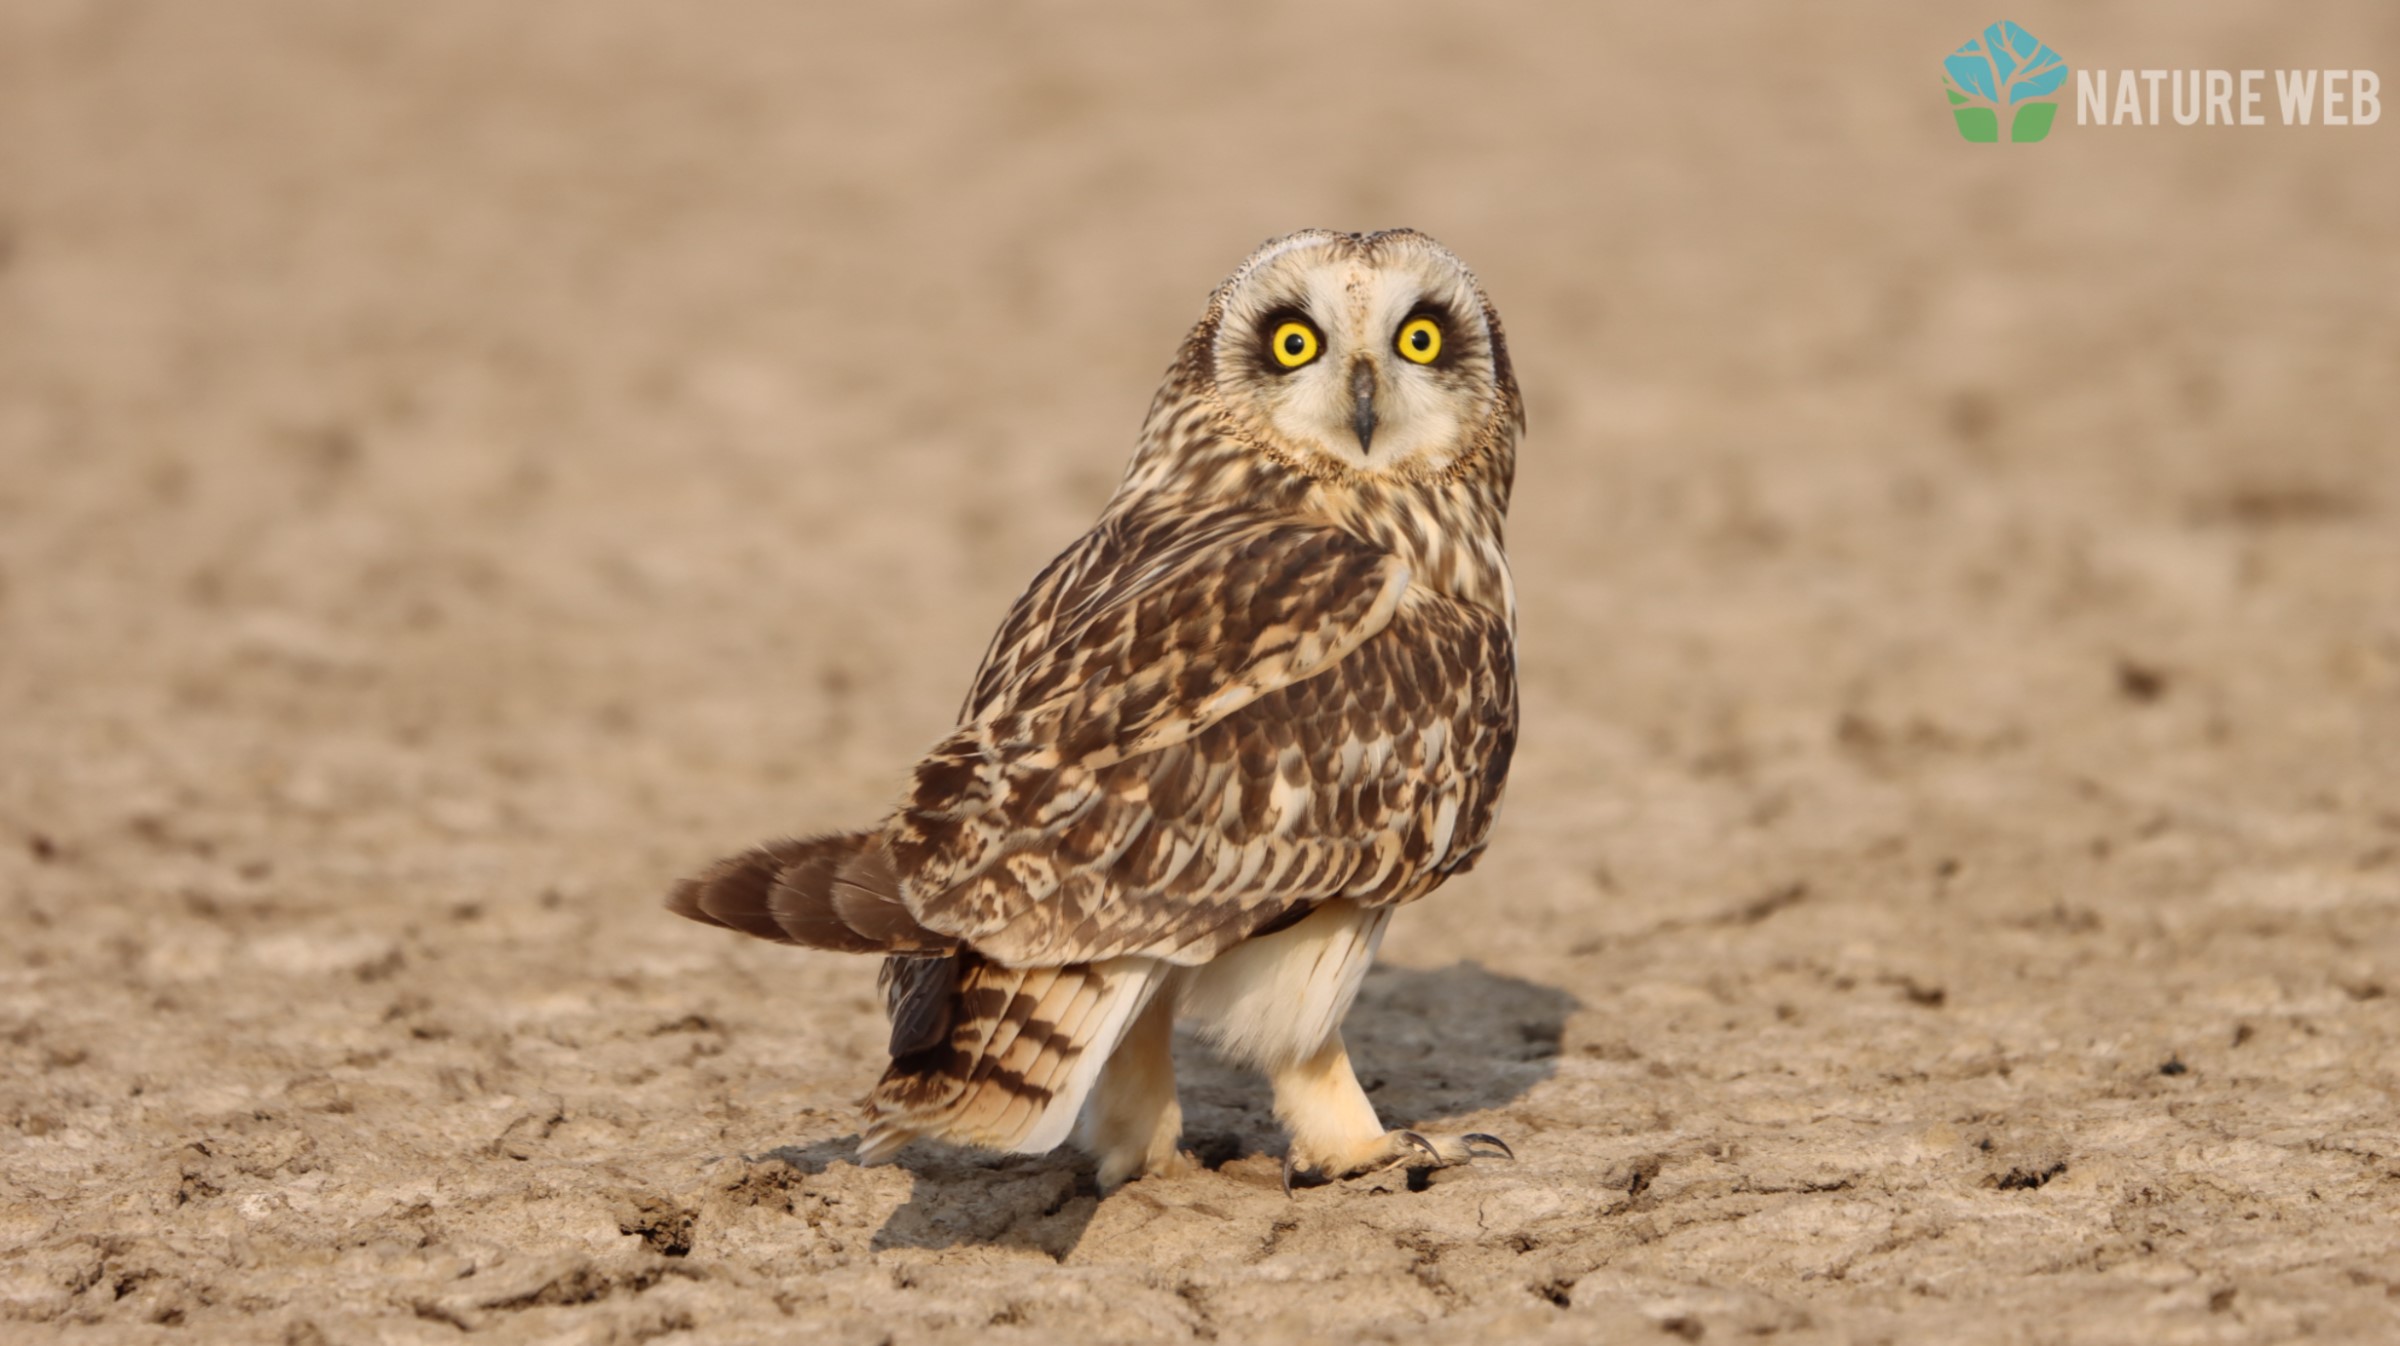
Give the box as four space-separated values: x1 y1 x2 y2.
665 831 954 955
859 954 1170 1163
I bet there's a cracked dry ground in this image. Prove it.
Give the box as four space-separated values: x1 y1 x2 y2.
4 2 2398 1343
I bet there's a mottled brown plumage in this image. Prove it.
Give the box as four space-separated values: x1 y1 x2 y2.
668 228 1524 1182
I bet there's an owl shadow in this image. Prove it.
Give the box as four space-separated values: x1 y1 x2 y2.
863 960 1573 1253
863 1147 1099 1256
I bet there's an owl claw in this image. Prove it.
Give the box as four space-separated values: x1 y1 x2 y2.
1462 1132 1515 1160
1281 1128 1515 1195
1385 1129 1514 1169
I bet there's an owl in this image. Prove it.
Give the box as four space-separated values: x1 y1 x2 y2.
669 229 1523 1192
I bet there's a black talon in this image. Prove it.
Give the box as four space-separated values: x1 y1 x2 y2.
1397 1131 1443 1165
1462 1133 1516 1160
1280 1151 1300 1199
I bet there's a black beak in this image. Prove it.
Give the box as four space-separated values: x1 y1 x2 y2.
1350 362 1378 454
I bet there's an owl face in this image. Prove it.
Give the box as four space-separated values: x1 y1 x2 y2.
1205 230 1515 482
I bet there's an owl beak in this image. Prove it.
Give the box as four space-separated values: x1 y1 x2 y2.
1349 361 1378 454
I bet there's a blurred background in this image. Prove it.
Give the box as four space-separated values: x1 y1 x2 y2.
3 3 2395 1341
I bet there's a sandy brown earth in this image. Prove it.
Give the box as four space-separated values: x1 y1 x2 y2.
4 3 2398 1342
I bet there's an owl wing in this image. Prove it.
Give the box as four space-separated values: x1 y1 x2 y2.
887 516 1516 968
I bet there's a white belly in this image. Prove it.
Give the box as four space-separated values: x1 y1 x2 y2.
1174 900 1391 1070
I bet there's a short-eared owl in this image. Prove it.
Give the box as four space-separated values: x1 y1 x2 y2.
670 229 1522 1190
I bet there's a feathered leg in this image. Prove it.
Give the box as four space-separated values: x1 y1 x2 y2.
1081 985 1193 1190
1269 1029 1513 1190
1269 1029 1387 1172
1177 902 1511 1190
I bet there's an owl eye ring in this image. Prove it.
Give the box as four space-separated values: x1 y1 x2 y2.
1268 320 1322 370
1396 316 1443 364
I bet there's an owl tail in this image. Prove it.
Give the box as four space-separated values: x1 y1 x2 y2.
859 953 1171 1163
671 837 1167 1162
666 831 956 956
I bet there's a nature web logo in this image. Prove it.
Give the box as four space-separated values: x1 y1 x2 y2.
1944 21 2069 142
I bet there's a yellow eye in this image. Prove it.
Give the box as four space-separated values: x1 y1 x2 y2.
1396 316 1442 364
1269 320 1321 369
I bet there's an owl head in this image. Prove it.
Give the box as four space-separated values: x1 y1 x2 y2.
1172 229 1522 489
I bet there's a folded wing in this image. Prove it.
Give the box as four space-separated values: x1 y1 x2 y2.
890 513 1516 967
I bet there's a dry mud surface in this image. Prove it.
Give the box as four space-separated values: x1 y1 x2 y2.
4 4 2398 1343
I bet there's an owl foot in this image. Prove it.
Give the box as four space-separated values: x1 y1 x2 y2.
1280 1129 1515 1197
1097 1145 1197 1193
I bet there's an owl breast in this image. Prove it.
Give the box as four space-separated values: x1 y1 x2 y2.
1314 474 1515 631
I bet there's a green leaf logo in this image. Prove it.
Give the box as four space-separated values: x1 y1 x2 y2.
1944 21 2069 143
